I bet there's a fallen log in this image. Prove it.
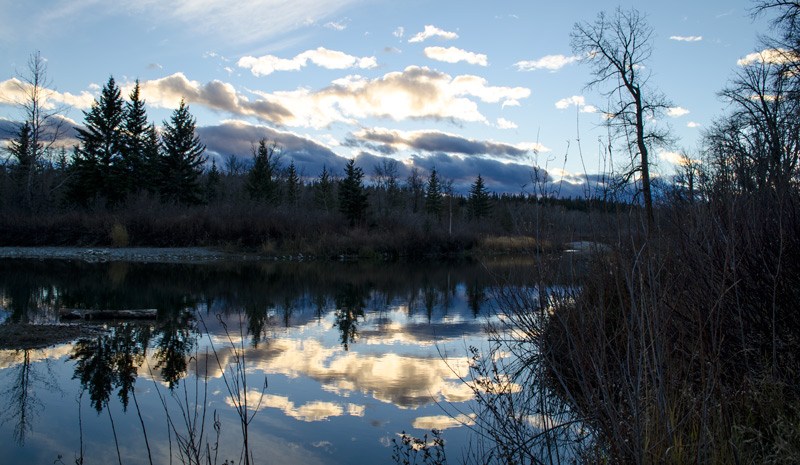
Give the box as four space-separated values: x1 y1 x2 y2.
61 309 158 321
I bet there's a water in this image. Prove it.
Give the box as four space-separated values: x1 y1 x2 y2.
0 257 535 464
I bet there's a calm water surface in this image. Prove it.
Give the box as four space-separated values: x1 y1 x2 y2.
0 258 535 464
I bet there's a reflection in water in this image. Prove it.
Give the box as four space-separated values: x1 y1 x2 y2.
0 257 549 464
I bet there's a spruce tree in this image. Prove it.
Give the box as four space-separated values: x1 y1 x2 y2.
203 159 221 204
8 122 35 185
69 76 127 205
160 99 207 204
314 165 335 212
469 174 492 219
285 161 300 208
122 80 160 193
338 159 369 226
424 167 443 217
246 138 279 203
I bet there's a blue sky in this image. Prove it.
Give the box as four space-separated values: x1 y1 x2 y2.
0 0 772 195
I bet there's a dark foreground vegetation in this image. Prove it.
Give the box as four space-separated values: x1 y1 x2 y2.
451 4 800 465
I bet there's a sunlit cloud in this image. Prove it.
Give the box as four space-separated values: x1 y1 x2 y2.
554 95 596 113
0 78 95 110
423 46 487 66
687 121 700 128
667 106 690 117
134 73 294 125
251 393 364 421
496 118 517 129
238 47 377 77
412 414 476 431
737 48 798 66
669 35 702 42
393 26 404 38
515 54 580 72
348 127 546 159
408 25 459 43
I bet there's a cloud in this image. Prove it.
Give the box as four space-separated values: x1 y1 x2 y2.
135 73 295 125
669 35 702 42
253 393 364 422
737 48 798 66
496 118 517 129
515 54 580 72
0 78 95 110
196 120 343 172
383 46 402 54
554 95 596 113
413 414 476 431
348 127 545 159
238 47 377 76
687 121 700 128
393 26 404 38
667 106 690 117
408 25 458 43
147 63 163 70
423 46 487 66
324 20 347 31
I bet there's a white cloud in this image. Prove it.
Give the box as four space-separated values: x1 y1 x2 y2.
393 26 404 38
408 25 458 43
515 54 580 72
496 118 517 129
238 47 377 76
555 95 585 109
738 48 798 66
423 46 487 66
582 105 597 113
0 77 95 110
670 35 702 42
502 99 521 108
413 414 476 431
687 121 700 128
667 106 690 117
324 20 347 31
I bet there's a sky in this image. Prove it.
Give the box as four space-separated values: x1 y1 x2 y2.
0 0 774 195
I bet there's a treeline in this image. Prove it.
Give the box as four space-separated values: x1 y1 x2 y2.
0 72 623 252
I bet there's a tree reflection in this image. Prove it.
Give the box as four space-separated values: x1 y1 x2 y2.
334 284 369 350
153 309 196 390
1 349 59 445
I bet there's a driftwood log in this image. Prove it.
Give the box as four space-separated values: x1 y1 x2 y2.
60 309 158 321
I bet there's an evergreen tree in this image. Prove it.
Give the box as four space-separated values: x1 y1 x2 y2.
469 174 492 219
285 161 300 208
424 167 443 217
246 138 279 203
122 80 160 193
7 122 36 190
69 76 127 205
314 165 335 212
203 159 221 204
160 99 207 204
338 159 369 226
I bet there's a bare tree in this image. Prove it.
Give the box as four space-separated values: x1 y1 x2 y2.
572 8 672 232
7 51 68 208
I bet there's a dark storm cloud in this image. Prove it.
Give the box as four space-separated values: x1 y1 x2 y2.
196 120 347 174
350 128 531 159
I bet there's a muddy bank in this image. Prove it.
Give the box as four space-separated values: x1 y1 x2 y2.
0 246 257 263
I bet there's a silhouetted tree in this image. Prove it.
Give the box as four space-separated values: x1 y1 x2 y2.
314 165 336 212
285 160 300 208
160 99 207 204
469 174 492 219
572 7 672 233
122 80 160 193
246 138 279 203
424 167 443 218
203 159 221 203
338 159 369 226
69 76 127 205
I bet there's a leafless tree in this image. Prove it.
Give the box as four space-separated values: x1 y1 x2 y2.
7 51 69 208
572 7 672 233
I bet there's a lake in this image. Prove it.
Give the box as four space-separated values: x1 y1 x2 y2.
0 257 544 464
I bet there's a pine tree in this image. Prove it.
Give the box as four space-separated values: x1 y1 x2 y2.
122 80 160 193
338 159 369 226
425 167 443 218
203 159 221 204
285 161 300 208
469 174 492 219
160 99 207 204
8 122 35 187
69 76 127 205
246 139 279 203
314 165 335 212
